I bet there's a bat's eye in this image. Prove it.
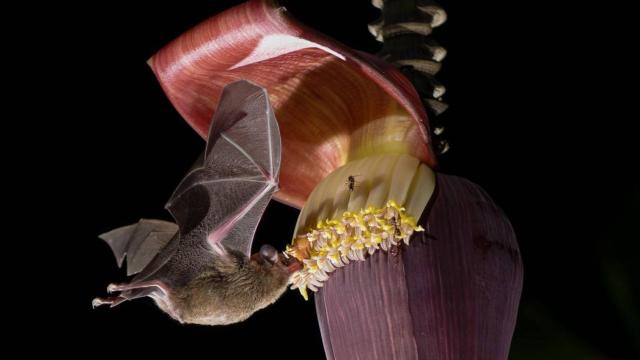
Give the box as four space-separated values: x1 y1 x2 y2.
260 244 278 265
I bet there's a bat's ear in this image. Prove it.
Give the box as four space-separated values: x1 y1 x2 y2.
259 244 279 264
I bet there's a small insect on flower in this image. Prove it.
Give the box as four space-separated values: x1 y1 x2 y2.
346 175 361 192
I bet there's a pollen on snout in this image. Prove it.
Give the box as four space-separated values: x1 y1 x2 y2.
285 200 424 300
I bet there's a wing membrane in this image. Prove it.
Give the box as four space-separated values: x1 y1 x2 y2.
166 81 281 257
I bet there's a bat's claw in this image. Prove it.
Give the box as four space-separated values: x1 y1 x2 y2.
92 296 126 308
94 283 129 308
92 297 105 308
107 283 123 293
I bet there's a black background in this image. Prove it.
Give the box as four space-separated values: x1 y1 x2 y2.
34 0 638 358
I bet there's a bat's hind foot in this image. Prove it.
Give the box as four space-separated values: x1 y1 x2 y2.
106 281 168 294
92 295 126 308
107 283 128 293
92 280 169 309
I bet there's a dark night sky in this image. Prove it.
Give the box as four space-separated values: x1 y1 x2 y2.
37 0 637 358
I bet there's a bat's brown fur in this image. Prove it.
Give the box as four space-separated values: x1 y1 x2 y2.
166 251 290 325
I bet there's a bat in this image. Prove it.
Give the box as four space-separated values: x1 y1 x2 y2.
93 80 300 325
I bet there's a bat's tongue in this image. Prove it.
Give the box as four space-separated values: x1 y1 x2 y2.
280 254 302 273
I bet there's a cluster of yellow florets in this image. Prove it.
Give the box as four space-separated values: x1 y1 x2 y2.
285 200 424 299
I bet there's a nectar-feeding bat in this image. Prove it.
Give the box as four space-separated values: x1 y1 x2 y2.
93 81 299 325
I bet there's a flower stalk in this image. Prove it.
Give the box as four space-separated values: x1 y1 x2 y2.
371 0 450 153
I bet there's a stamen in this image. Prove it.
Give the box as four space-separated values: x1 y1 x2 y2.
286 200 425 299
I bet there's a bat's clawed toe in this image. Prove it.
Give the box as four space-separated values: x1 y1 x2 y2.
107 283 127 293
92 296 125 309
94 283 131 309
92 297 105 308
91 297 117 309
94 284 128 308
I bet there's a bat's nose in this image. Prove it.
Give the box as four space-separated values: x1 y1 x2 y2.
260 244 279 264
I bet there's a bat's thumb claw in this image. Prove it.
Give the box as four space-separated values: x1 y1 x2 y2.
92 298 106 309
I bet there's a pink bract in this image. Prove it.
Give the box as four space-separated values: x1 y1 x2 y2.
149 0 436 208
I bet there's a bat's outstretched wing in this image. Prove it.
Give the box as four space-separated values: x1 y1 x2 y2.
166 81 281 257
99 219 178 276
